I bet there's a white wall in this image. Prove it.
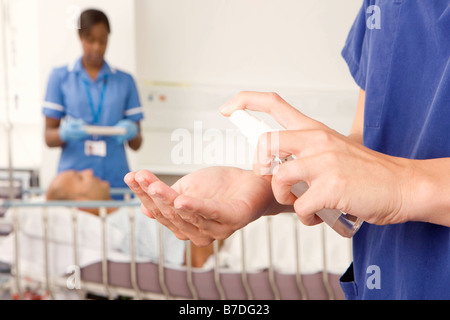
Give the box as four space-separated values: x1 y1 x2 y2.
136 0 361 89
0 0 40 173
134 0 363 173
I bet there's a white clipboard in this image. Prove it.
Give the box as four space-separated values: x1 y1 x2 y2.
83 125 126 136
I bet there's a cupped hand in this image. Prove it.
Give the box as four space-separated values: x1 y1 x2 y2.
125 167 284 247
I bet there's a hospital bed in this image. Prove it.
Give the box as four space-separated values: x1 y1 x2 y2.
0 188 351 300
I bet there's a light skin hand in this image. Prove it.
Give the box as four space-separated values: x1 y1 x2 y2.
219 91 438 227
256 129 413 226
124 167 285 247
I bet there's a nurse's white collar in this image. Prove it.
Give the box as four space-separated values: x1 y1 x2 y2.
67 58 117 75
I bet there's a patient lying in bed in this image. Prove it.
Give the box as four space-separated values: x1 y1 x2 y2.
45 169 217 268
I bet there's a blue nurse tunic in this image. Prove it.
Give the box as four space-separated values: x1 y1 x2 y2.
42 58 144 192
340 0 450 299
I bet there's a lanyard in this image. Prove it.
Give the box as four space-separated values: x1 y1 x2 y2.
83 75 108 124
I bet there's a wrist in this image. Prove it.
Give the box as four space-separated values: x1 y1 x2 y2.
258 175 293 215
46 127 66 147
400 159 450 226
58 126 69 143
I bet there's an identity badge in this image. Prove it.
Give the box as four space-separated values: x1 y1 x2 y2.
85 140 107 157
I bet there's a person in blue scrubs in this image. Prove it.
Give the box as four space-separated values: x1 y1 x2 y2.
122 1 449 300
43 9 144 198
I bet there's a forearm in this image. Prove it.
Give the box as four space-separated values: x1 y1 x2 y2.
127 122 143 151
45 126 65 147
347 132 363 144
44 117 65 147
405 158 450 227
257 175 294 215
347 89 365 145
128 132 143 151
344 88 450 226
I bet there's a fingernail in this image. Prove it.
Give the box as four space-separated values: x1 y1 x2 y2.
127 181 139 189
135 176 149 188
258 166 273 176
149 189 162 198
174 203 183 209
272 164 280 175
220 103 231 115
174 198 186 210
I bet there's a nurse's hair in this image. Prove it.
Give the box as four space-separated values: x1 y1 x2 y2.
78 9 111 37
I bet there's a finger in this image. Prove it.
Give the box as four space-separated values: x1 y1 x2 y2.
124 171 157 218
269 157 325 207
174 194 235 224
126 172 189 239
145 179 217 245
293 187 326 226
220 91 326 131
273 160 341 227
125 170 187 235
269 164 300 205
140 203 156 219
127 171 214 246
253 131 297 176
253 130 341 175
271 157 317 189
144 179 191 225
128 170 164 219
174 195 242 240
174 194 230 222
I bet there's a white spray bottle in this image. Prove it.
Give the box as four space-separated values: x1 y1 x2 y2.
229 110 363 238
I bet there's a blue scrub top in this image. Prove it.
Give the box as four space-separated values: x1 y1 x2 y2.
42 58 144 191
340 0 450 299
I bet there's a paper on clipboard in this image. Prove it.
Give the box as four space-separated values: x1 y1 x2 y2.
83 125 126 136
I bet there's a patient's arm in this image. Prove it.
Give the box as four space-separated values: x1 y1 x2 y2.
187 241 224 268
125 167 290 247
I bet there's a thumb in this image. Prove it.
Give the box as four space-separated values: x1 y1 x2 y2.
293 187 326 226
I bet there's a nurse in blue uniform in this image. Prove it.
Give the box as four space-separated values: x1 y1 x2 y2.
42 9 144 198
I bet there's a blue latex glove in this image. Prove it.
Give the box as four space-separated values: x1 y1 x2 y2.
114 119 138 144
59 118 88 142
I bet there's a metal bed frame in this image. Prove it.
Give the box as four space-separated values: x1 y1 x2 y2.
0 189 348 300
